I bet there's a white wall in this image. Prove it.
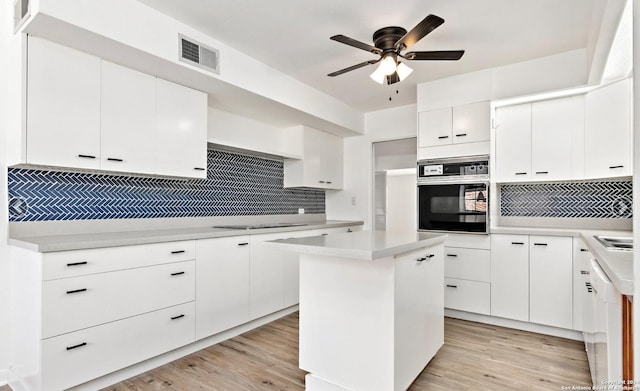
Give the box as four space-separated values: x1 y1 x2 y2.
326 104 417 227
385 171 417 233
0 0 18 383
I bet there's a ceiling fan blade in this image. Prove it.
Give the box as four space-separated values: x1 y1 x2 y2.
404 50 465 61
327 59 380 77
395 14 445 51
330 35 382 54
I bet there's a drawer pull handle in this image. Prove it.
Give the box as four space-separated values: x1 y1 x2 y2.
417 257 427 262
66 288 87 295
455 133 467 137
585 282 592 287
580 248 589 252
194 167 206 171
321 233 329 236
446 254 458 257
609 165 624 169
318 180 326 183
347 229 353 233
511 242 524 245
581 270 590 275
66 261 88 267
533 243 547 246
587 287 593 293
326 181 332 184
78 154 96 159
535 171 549 175
171 314 185 320
171 250 186 254
446 284 458 288
171 271 185 276
425 254 435 259
437 135 449 139
66 342 87 351
107 158 123 162
238 242 249 246
514 172 527 175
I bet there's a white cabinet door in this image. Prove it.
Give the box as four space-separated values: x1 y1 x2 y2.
531 96 584 181
27 37 101 169
195 236 250 340
529 236 573 329
249 233 289 319
101 61 156 174
452 101 490 144
490 235 529 322
495 103 532 181
585 78 632 178
418 107 452 147
156 78 208 178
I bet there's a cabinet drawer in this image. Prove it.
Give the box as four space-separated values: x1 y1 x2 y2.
444 247 490 282
42 240 196 280
444 278 490 315
42 302 195 391
42 260 195 338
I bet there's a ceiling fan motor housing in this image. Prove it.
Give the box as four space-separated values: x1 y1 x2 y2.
373 26 408 52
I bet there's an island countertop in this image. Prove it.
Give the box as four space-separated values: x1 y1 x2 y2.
265 230 447 260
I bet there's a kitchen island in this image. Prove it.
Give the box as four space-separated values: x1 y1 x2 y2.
266 230 446 391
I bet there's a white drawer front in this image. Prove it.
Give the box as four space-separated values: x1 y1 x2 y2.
444 278 490 315
444 247 490 282
42 302 195 391
42 240 196 280
42 260 195 338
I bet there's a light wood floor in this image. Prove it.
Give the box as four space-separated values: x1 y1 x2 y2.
97 312 591 391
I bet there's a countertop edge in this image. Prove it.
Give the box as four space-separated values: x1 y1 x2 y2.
9 220 365 253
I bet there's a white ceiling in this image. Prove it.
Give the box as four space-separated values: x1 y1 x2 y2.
138 0 598 113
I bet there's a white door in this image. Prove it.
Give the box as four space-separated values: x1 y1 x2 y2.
195 236 250 339
490 234 529 321
27 37 101 169
494 103 532 182
531 96 583 181
101 61 156 174
529 236 573 329
418 107 452 148
452 101 490 144
156 78 208 178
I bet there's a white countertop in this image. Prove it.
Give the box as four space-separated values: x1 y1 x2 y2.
9 220 364 253
265 230 447 260
492 226 633 296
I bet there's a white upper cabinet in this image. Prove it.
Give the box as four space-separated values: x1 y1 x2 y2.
26 37 207 178
284 126 343 189
27 37 101 169
494 103 532 181
585 78 632 178
101 61 156 174
418 107 452 148
418 101 490 148
156 78 208 179
531 95 584 181
495 96 584 182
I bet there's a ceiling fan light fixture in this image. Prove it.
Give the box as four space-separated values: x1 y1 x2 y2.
378 54 397 76
369 68 386 84
396 62 413 81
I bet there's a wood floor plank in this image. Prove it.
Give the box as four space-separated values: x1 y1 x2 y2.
98 313 590 390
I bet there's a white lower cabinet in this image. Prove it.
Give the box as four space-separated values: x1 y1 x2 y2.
490 235 530 322
529 236 573 329
573 239 592 332
490 234 573 329
196 236 251 340
42 302 195 391
443 244 491 315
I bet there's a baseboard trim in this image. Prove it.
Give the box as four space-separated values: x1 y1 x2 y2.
67 305 299 391
445 309 584 341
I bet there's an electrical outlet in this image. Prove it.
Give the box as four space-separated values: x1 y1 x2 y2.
351 196 357 206
298 208 305 214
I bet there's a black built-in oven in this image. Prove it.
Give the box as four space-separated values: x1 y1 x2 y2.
417 156 489 234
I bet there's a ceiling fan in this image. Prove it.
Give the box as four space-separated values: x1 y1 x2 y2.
327 14 464 85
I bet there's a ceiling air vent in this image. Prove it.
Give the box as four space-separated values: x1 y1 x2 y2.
13 0 30 32
179 34 220 74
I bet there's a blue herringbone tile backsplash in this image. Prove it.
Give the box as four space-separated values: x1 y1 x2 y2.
500 180 632 219
7 150 325 221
